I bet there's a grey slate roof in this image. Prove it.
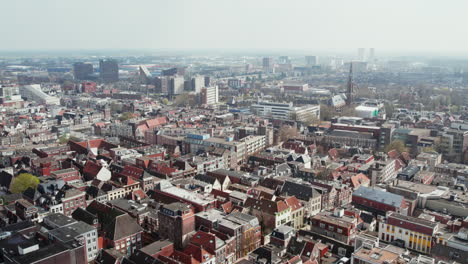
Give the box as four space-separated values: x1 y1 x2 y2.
353 186 404 207
281 181 320 201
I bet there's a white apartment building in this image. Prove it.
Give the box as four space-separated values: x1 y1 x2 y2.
251 101 320 122
201 86 219 105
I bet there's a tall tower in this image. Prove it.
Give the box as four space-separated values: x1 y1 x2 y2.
368 48 375 62
346 62 354 105
358 48 365 61
99 59 119 83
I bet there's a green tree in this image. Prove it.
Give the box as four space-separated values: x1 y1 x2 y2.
384 102 395 118
161 98 169 105
10 173 40 194
119 112 134 121
384 140 408 154
58 135 68 144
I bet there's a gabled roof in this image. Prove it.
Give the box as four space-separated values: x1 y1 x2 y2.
284 196 303 211
350 173 370 189
194 174 218 185
104 214 143 241
281 181 320 201
71 207 97 226
244 197 289 215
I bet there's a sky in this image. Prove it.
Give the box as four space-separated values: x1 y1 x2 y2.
1 0 467 54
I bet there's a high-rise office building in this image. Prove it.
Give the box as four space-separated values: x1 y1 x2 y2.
368 48 375 62
358 48 366 61
204 76 211 87
305 56 318 66
191 75 205 93
200 86 219 105
169 75 185 96
73 62 93 80
99 59 119 83
262 57 273 71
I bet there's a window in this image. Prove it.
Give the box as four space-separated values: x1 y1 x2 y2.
319 223 325 228
337 228 343 234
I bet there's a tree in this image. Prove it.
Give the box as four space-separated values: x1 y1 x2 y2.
384 140 408 154
161 98 169 105
384 102 396 118
278 125 298 142
119 112 134 121
10 173 40 194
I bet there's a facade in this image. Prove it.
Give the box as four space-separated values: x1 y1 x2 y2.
201 86 219 105
73 62 93 80
352 186 408 216
251 101 320 122
99 59 119 83
158 202 195 249
305 55 318 66
61 189 87 217
441 129 468 163
369 159 398 185
262 57 273 72
282 83 308 94
244 197 291 234
310 209 358 245
281 181 322 217
191 75 204 93
169 75 185 96
378 212 439 254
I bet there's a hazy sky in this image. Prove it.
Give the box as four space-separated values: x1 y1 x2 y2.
1 0 467 54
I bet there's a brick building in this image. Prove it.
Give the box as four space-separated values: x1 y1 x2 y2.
158 202 195 249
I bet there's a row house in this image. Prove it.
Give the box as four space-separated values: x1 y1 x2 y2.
60 188 87 216
281 181 322 217
310 209 359 246
244 197 291 234
310 184 335 211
